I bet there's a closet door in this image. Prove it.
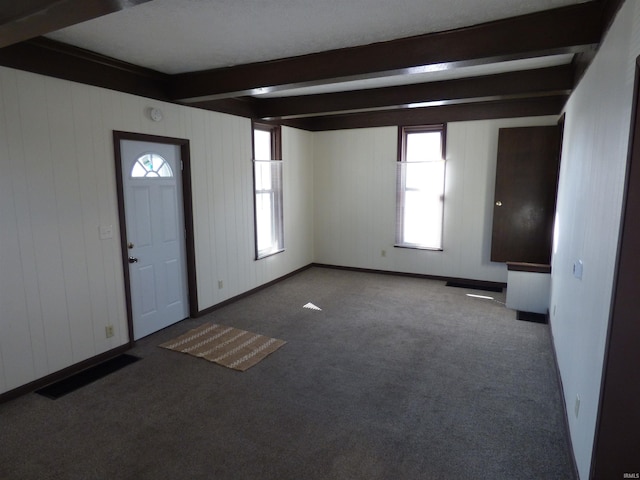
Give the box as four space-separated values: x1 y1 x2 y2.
491 125 560 264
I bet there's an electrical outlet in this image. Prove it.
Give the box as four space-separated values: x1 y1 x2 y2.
574 394 581 418
99 225 113 240
105 325 115 338
218 280 224 289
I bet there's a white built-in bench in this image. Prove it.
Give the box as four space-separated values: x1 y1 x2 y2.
506 262 551 320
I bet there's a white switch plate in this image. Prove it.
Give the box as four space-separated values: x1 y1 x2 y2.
99 225 113 240
573 259 583 280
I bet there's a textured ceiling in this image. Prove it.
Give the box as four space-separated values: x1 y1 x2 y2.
3 0 601 128
46 0 590 74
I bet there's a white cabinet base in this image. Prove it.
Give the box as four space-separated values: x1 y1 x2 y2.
506 263 551 315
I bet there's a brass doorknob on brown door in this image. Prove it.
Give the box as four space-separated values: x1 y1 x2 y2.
495 201 503 206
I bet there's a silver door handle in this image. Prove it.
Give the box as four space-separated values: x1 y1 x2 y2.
495 201 502 207
128 256 138 264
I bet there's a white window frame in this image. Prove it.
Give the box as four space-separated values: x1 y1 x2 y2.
253 122 284 259
396 124 446 251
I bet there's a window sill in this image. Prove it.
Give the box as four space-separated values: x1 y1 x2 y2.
255 248 285 260
394 244 443 252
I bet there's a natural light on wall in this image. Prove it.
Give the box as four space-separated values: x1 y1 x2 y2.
396 126 446 250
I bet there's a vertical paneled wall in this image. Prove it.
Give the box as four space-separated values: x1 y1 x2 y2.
313 128 396 271
0 70 129 392
550 1 640 478
312 116 557 283
187 114 315 307
0 67 314 394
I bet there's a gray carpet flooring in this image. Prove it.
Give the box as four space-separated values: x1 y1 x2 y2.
0 267 576 480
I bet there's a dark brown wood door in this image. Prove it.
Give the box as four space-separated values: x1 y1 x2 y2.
491 126 560 264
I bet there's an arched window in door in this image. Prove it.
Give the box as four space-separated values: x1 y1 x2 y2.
131 153 173 178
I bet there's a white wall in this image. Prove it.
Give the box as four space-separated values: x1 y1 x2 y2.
0 67 314 394
550 1 640 478
313 116 557 282
186 112 315 308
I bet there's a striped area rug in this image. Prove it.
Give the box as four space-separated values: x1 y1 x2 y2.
159 323 286 371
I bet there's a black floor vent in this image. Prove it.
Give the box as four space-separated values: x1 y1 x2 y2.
36 354 140 399
445 281 503 293
516 311 548 324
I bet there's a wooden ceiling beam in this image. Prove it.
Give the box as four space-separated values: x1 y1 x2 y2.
0 0 153 48
0 37 170 100
598 0 625 35
250 65 574 119
282 95 568 132
0 2 609 130
171 2 602 102
189 97 258 119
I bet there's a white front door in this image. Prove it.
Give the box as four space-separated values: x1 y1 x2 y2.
120 139 189 340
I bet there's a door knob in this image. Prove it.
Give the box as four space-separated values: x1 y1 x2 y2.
495 201 503 207
128 256 138 264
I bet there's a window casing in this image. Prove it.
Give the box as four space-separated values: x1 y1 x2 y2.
396 124 446 250
253 123 284 259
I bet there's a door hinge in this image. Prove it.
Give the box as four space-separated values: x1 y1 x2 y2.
181 160 184 170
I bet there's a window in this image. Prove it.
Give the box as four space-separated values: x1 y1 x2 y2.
396 125 446 250
253 123 284 259
131 153 173 178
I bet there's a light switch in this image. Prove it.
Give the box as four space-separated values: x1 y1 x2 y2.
99 225 113 240
573 259 583 280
